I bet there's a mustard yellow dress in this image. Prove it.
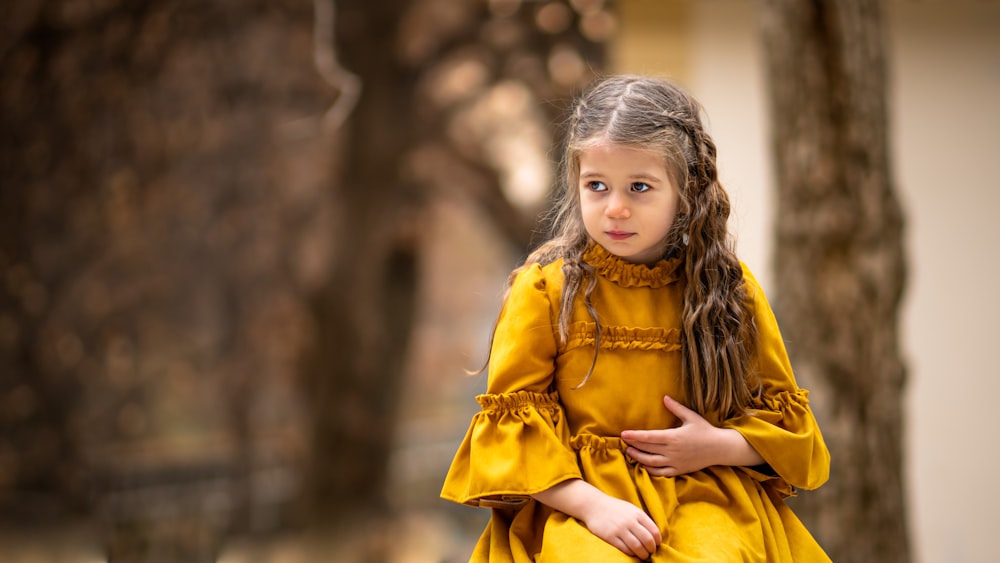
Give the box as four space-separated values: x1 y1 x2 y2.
441 244 831 562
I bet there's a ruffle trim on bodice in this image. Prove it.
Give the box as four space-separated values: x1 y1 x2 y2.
565 322 682 352
582 243 683 288
570 433 627 454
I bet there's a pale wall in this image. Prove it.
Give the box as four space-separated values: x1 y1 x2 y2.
613 1 1000 562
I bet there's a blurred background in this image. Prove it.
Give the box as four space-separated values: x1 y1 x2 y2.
0 0 996 562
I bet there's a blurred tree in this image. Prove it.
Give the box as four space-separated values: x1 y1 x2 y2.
0 0 610 557
306 0 607 526
1 0 338 558
759 1 910 562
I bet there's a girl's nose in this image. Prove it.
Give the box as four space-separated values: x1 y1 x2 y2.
605 191 631 219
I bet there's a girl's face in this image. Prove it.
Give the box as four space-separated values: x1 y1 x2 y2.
578 140 681 264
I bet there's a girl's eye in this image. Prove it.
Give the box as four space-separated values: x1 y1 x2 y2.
631 182 651 193
586 181 607 192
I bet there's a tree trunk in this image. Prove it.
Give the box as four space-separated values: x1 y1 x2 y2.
302 0 422 522
759 1 910 561
304 0 607 524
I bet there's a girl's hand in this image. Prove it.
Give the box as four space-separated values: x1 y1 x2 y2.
580 494 661 559
620 395 765 477
532 479 661 558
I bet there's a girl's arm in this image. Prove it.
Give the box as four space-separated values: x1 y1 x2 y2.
532 479 661 559
620 395 765 477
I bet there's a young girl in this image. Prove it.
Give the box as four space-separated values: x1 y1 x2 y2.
441 75 830 562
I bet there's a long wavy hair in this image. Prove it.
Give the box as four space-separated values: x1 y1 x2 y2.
498 75 759 423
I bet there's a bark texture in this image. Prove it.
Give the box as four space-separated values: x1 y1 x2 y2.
759 1 910 562
0 0 607 557
1 0 337 557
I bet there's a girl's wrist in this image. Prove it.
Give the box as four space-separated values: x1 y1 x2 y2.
715 428 765 467
533 478 602 521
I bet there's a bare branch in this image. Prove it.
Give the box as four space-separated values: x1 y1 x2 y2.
314 0 361 131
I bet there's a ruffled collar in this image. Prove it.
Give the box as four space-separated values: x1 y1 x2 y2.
582 243 683 288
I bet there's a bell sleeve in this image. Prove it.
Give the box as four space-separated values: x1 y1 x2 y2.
722 265 831 493
440 264 582 508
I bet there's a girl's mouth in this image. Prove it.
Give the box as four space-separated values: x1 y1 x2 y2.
606 231 634 241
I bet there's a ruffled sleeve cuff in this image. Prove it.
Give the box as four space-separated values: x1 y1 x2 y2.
440 390 581 508
724 388 830 492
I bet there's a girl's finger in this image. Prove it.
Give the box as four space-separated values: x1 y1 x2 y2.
626 447 666 466
662 394 698 421
611 537 631 557
621 429 660 443
625 528 654 559
624 440 667 453
644 465 677 477
641 515 663 547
